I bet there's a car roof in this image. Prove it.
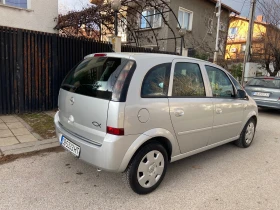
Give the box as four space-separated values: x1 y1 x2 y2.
85 52 222 68
253 77 280 80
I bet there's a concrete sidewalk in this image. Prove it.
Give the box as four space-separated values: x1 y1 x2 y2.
0 114 58 156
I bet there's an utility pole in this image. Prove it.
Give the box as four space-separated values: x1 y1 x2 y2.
213 0 221 64
241 0 257 85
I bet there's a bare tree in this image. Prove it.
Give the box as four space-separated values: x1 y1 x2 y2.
55 0 182 52
257 0 280 76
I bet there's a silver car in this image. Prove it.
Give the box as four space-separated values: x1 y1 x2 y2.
245 77 280 109
55 53 258 194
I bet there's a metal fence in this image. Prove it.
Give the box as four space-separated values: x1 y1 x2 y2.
121 45 177 54
0 26 176 114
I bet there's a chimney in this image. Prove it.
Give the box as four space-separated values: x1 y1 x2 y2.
89 0 105 5
256 15 263 22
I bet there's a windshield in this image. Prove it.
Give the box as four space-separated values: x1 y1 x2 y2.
61 57 129 100
246 78 280 89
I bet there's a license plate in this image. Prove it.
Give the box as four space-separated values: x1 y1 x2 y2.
60 136 81 157
253 92 270 97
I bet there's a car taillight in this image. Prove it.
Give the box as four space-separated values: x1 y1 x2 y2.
107 126 124 136
94 53 107 57
111 61 134 101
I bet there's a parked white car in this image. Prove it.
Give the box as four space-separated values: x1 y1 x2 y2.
55 53 258 194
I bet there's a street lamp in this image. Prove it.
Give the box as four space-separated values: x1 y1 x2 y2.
178 29 186 56
111 0 122 37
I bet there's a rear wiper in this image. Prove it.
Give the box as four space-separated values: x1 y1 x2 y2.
61 84 77 90
249 85 264 87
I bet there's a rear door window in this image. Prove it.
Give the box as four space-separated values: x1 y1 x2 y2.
61 57 129 100
172 62 206 97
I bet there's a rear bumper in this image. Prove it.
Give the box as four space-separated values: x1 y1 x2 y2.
253 98 280 109
54 112 140 172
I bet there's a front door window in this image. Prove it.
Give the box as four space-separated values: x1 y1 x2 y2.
205 66 234 98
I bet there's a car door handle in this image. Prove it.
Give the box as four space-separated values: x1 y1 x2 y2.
216 108 223 114
174 109 184 117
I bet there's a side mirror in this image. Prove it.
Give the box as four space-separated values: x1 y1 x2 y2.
237 89 248 99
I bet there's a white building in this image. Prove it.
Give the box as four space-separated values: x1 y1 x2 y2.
0 0 58 33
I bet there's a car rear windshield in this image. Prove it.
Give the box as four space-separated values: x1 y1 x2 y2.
61 57 130 100
246 78 280 89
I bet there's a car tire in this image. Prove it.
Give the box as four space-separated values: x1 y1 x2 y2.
123 142 168 194
235 118 256 148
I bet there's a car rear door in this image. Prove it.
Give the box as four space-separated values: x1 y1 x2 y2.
168 59 214 154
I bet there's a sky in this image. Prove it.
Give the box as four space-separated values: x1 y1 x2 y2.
59 0 252 17
222 0 254 17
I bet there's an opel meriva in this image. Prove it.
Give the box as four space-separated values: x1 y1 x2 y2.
55 53 258 194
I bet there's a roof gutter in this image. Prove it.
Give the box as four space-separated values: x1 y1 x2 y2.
208 0 241 15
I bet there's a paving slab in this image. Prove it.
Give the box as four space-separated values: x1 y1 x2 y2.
0 136 19 147
0 129 14 138
0 123 8 130
6 122 25 129
0 115 19 123
17 134 38 143
0 118 3 123
11 128 30 136
0 138 57 152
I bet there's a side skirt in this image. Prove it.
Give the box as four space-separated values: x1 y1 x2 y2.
170 136 240 162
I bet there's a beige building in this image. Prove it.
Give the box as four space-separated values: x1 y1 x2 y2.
0 0 58 33
127 0 239 56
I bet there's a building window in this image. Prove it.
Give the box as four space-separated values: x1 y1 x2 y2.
1 0 28 9
228 27 238 38
178 7 193 31
241 44 246 52
140 8 162 29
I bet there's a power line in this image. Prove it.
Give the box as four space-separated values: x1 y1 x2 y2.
240 0 249 14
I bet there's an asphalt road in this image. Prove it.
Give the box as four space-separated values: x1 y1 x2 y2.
1 108 280 210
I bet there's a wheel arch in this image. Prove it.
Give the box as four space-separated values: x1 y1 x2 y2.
118 128 180 172
242 110 258 130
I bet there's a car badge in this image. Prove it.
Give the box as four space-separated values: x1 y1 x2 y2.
70 97 74 105
92 121 101 128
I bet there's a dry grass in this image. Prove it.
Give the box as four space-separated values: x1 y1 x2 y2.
18 113 56 139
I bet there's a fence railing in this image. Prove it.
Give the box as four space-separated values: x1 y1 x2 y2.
0 26 177 114
121 45 177 54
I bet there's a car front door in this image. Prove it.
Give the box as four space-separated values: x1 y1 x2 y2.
204 65 244 145
168 59 214 154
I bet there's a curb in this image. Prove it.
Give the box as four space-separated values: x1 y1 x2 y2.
0 138 59 156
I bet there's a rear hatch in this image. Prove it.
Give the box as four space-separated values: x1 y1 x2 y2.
245 77 280 102
58 55 133 145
